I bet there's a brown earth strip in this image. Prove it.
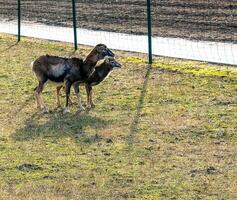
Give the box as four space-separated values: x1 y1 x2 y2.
0 0 236 42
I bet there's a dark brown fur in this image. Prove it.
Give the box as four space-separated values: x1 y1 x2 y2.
31 44 114 113
85 57 121 108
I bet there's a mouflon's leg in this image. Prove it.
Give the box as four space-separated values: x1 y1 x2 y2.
35 79 49 113
56 85 63 107
64 80 72 114
85 84 95 108
73 82 85 111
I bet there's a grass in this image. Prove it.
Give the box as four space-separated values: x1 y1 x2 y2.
0 33 237 199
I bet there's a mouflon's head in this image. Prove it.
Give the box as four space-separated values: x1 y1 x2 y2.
104 56 122 68
95 44 115 59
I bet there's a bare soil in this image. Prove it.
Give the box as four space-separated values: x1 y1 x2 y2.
0 0 237 42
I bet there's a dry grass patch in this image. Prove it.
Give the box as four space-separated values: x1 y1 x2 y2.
0 34 237 199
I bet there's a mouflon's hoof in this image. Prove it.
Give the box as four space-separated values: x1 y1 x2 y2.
91 103 96 108
63 107 70 114
40 106 49 114
78 105 86 111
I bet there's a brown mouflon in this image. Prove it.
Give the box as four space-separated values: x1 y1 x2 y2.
85 56 122 108
31 44 114 113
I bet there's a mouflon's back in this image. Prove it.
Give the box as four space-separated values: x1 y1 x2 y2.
32 55 83 82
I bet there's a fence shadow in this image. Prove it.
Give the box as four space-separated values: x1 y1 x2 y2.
68 50 77 57
0 42 19 54
12 95 35 119
128 64 152 146
12 110 111 143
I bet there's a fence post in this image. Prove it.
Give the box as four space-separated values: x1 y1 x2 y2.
147 0 152 64
17 0 21 42
72 0 78 50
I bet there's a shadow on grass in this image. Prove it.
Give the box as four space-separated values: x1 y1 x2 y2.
0 42 19 54
128 64 152 146
12 110 111 143
68 50 77 57
12 95 35 119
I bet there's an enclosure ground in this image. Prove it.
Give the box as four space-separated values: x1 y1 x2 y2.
0 0 237 42
0 34 237 199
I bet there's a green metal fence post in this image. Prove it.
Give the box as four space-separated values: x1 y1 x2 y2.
147 0 152 64
72 0 78 50
17 0 21 42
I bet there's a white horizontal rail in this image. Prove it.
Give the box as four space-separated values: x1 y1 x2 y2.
1 21 237 66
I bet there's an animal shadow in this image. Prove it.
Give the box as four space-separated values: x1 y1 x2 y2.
12 110 111 143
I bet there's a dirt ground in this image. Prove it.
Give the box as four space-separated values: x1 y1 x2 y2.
0 0 237 42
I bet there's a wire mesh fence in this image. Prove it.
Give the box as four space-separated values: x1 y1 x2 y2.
0 0 237 65
152 0 237 42
151 0 237 65
0 0 17 35
21 0 74 43
74 0 148 55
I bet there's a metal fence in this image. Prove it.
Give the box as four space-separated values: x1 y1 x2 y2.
0 0 237 65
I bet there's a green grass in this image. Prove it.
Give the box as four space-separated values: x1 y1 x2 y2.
0 33 237 199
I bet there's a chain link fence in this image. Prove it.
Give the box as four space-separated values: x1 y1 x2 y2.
0 0 237 65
